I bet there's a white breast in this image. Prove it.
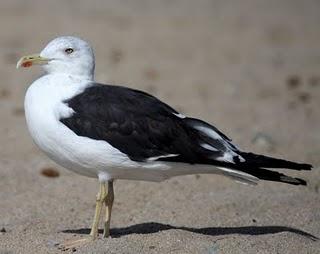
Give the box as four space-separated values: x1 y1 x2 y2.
24 74 142 179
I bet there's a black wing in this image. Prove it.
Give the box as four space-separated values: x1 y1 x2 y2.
61 83 312 186
60 83 229 163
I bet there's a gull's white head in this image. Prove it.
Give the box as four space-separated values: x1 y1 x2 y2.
17 36 95 80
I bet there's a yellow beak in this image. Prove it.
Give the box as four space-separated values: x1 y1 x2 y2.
16 54 50 69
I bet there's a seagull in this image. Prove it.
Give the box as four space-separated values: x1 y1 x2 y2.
17 36 312 249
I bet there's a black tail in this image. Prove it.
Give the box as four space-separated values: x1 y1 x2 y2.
239 152 312 171
234 152 313 186
240 167 307 185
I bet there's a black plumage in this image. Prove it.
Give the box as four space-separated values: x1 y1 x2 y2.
60 83 312 186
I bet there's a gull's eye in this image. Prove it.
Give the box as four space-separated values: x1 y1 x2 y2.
65 48 74 54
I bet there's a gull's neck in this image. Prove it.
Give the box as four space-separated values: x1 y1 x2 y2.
47 72 94 82
43 62 95 82
68 73 94 82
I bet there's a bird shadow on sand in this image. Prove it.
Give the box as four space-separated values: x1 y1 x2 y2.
62 222 318 241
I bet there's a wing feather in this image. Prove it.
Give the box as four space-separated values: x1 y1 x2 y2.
60 83 240 165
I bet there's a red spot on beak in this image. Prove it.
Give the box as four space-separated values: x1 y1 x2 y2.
22 61 33 68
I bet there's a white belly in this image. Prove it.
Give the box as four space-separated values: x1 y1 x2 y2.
24 74 176 181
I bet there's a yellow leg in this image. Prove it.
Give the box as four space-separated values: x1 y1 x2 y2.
103 181 114 238
59 181 107 250
90 182 107 238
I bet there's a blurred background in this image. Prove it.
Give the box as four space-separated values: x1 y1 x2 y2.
0 0 319 253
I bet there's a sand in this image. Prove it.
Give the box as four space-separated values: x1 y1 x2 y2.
0 0 319 253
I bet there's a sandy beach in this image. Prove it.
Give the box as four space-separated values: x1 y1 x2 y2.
0 0 319 253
